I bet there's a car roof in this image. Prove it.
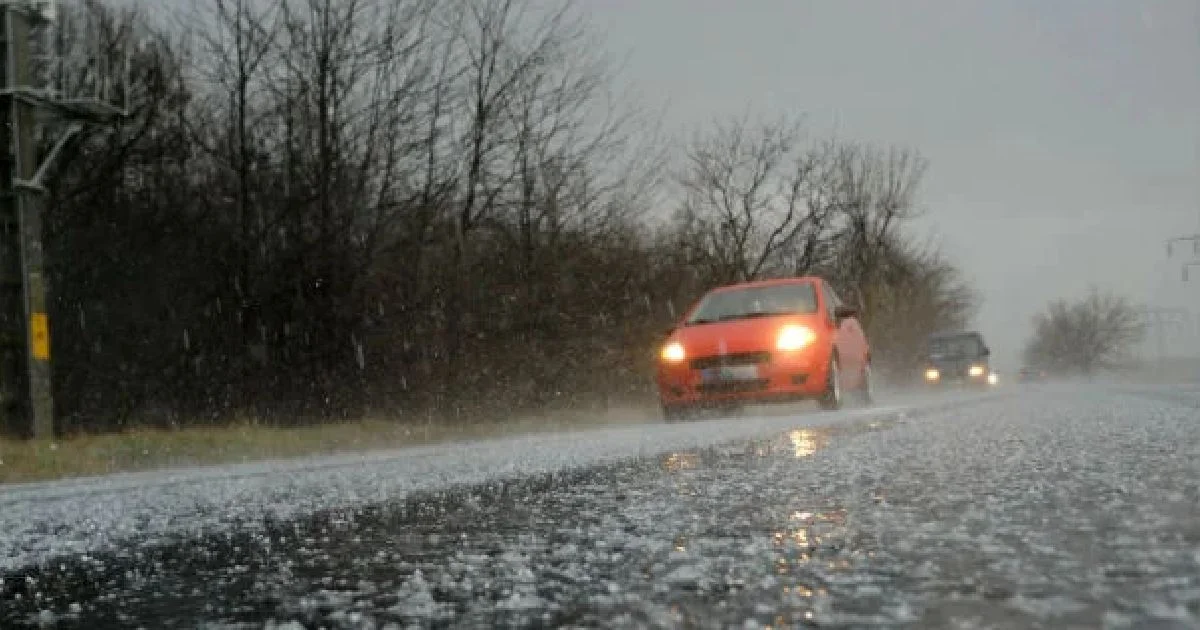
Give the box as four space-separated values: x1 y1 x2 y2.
709 276 822 293
927 330 983 340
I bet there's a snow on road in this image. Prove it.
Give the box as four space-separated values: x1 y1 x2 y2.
238 383 1195 629
4 383 1199 628
0 390 981 573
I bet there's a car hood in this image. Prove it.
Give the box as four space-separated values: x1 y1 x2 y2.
927 355 986 369
670 314 824 358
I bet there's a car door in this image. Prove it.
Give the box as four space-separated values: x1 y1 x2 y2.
823 282 865 383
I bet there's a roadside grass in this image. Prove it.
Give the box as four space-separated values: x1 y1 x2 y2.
0 404 657 485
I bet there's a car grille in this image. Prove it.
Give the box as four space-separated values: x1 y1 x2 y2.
930 362 983 377
690 351 771 371
697 379 769 395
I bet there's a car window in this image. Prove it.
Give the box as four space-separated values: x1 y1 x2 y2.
827 286 843 308
928 334 982 357
686 283 818 325
823 283 842 324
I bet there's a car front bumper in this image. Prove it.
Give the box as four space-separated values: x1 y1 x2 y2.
656 348 830 407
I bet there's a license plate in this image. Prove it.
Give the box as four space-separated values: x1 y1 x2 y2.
701 365 759 382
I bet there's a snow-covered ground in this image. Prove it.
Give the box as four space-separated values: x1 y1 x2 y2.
4 383 1199 628
0 389 985 573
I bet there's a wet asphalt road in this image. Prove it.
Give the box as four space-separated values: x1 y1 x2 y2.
3 384 1200 629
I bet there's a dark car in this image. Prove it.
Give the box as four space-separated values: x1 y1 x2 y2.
922 330 994 387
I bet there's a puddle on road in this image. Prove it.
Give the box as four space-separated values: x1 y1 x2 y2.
659 414 901 472
788 428 829 457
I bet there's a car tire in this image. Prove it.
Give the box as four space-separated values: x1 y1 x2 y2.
817 355 843 411
856 362 874 406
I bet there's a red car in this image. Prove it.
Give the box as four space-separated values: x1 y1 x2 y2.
656 276 872 420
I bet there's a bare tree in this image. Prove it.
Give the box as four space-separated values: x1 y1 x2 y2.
435 0 610 386
482 9 661 338
676 114 838 284
268 1 433 338
824 143 927 303
185 0 283 365
155 0 440 415
1024 288 1145 375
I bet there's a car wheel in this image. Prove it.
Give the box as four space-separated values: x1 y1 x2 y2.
817 355 843 411
856 362 874 406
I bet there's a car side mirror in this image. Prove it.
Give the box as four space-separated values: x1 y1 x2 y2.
834 305 858 321
982 347 991 357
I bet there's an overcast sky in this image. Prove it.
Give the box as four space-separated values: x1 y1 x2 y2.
586 0 1200 368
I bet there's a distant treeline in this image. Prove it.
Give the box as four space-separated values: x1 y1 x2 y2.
38 0 976 433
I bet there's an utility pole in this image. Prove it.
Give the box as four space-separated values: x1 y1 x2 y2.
0 3 45 437
1167 235 1200 281
1185 261 1200 283
1168 136 1200 281
0 0 124 437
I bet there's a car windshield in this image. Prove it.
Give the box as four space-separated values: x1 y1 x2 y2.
686 283 818 325
928 335 981 358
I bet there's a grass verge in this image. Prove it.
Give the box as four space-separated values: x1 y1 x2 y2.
0 404 656 485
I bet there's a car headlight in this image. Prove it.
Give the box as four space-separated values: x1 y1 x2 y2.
987 372 999 386
776 325 816 351
968 365 985 377
924 368 940 381
660 342 686 363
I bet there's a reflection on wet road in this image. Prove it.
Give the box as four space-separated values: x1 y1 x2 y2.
3 385 1200 628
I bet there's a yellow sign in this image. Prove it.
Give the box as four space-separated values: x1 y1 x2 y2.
30 312 50 361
